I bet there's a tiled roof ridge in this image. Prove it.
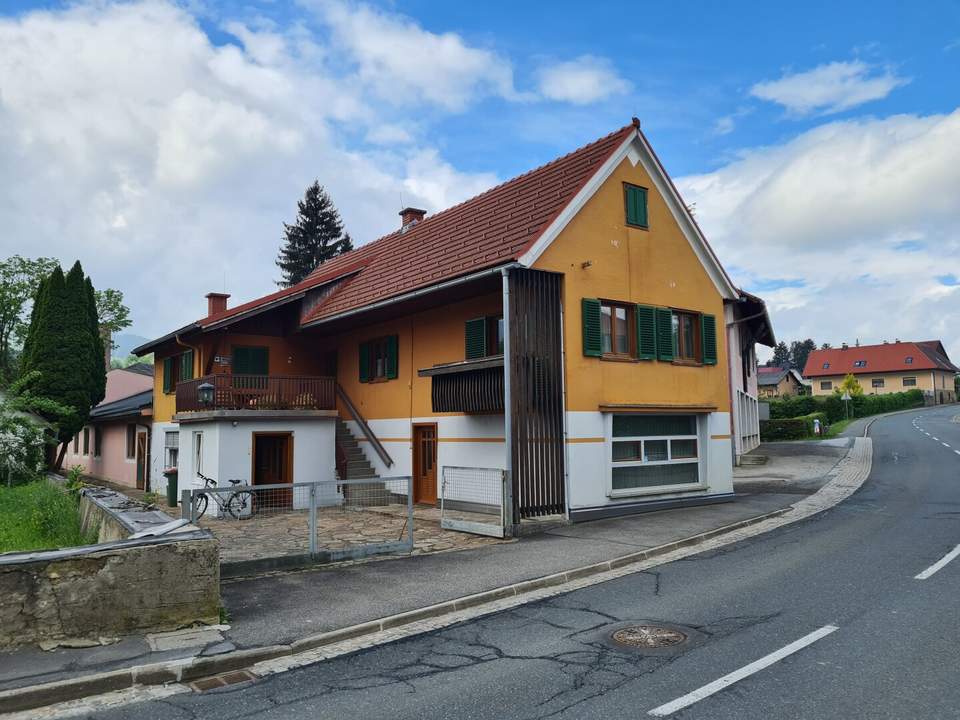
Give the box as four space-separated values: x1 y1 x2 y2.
303 122 636 283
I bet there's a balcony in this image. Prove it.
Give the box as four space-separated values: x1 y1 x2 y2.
176 374 336 413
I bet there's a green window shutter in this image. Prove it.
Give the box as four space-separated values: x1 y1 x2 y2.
701 313 718 365
465 318 487 359
162 357 173 393
234 347 268 375
626 185 648 227
233 347 250 375
386 335 399 379
635 305 657 360
180 350 194 381
358 341 370 383
655 308 674 362
581 298 602 357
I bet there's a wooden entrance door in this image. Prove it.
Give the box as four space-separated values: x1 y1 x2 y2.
252 433 293 509
412 424 437 505
135 432 148 490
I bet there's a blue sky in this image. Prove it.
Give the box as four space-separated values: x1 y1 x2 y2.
1 0 959 358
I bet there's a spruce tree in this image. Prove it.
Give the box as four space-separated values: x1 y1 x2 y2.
276 181 354 287
85 277 106 407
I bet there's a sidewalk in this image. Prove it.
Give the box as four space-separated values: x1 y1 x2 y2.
0 440 862 711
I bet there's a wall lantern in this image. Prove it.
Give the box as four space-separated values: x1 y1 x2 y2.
197 382 215 406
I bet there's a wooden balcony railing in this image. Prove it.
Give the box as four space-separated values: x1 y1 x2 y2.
176 374 336 413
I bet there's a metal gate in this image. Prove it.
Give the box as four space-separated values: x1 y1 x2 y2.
440 466 506 538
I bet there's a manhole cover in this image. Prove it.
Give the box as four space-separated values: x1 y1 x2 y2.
611 625 687 648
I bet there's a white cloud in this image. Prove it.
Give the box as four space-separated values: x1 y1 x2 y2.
311 0 522 111
536 55 631 105
677 109 960 361
750 60 909 116
0 1 500 338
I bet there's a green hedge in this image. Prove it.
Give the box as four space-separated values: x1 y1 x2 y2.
768 389 923 423
760 411 829 441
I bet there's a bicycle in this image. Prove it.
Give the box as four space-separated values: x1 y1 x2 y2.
193 472 254 520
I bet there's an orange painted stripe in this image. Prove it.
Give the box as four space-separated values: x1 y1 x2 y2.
566 437 605 444
710 434 732 440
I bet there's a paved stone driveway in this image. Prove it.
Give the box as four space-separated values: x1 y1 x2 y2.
197 504 506 565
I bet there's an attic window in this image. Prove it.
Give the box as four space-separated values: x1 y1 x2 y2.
905 356 913 364
854 360 867 367
822 362 830 369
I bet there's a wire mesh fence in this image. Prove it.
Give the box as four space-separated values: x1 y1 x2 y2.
440 466 507 538
181 477 414 569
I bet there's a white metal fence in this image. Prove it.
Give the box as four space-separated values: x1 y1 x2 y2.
440 466 507 538
181 477 414 570
736 389 761 457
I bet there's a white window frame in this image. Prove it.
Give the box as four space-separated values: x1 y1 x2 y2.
164 431 179 470
605 414 705 498
192 431 203 477
903 376 917 387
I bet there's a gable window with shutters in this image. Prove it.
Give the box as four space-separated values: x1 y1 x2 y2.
465 316 504 359
624 183 649 229
359 335 399 383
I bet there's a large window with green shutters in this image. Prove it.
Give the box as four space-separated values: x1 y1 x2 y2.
233 346 269 375
162 349 195 393
624 183 648 228
465 316 504 359
582 298 716 366
359 335 398 382
608 414 702 495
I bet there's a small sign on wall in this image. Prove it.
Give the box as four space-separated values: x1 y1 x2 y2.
215 356 231 365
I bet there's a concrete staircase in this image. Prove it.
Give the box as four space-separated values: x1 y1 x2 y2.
336 419 392 506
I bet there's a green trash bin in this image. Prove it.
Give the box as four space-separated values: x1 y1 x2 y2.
164 468 178 507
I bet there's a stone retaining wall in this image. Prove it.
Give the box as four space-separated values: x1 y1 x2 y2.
0 533 220 649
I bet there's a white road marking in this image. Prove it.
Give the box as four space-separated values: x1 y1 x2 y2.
954 450 960 456
915 544 960 580
924 432 931 436
647 625 840 717
942 443 951 448
933 437 940 441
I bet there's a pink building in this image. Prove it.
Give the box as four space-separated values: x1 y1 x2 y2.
63 364 153 490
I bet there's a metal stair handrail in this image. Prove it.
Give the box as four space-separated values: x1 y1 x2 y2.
335 383 394 468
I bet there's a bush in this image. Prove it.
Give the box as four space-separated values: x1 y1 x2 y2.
767 389 923 425
760 411 829 441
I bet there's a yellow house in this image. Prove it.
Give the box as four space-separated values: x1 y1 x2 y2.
803 341 958 404
136 119 758 525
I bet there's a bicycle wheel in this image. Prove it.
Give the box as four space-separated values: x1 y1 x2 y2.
227 491 254 520
194 493 209 520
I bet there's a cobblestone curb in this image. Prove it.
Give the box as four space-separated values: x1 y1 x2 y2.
5 438 872 718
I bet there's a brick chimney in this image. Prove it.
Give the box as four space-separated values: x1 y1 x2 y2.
206 292 230 317
399 207 426 231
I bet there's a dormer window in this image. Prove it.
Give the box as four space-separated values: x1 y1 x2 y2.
854 360 867 367
822 362 830 369
905 356 913 364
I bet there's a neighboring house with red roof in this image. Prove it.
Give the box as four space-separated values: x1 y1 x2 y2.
802 340 958 404
136 119 772 526
757 366 808 399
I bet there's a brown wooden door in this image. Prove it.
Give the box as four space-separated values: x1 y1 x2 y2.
135 432 148 490
253 433 293 509
413 424 437 505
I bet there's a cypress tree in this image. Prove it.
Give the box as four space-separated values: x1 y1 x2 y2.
276 181 354 288
20 261 105 469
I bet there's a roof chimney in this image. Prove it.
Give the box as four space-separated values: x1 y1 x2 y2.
399 207 426 232
206 292 230 317
841 343 848 350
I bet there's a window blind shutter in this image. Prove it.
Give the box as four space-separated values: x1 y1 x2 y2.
162 357 173 392
180 350 194 381
635 305 657 360
465 318 487 359
701 314 718 365
249 347 269 375
386 335 399 379
626 185 648 227
358 341 370 383
581 298 602 357
655 308 674 362
233 347 250 375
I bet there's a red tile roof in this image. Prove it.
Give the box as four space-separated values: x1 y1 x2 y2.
802 341 959 378
293 122 636 325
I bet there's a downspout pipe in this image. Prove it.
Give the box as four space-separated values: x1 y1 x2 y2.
501 267 514 533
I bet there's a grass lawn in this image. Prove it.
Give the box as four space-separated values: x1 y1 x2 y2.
823 418 855 439
0 481 97 553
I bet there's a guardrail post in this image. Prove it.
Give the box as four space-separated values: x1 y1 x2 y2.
180 489 192 523
406 476 414 550
309 483 318 557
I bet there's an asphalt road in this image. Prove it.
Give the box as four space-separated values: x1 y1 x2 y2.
89 405 960 719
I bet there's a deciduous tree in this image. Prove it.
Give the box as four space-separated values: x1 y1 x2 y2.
0 256 58 385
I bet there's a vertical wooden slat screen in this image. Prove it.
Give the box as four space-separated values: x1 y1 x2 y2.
508 268 565 521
